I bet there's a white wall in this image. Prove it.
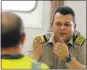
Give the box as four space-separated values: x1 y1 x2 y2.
14 1 51 56
64 1 86 37
14 1 43 28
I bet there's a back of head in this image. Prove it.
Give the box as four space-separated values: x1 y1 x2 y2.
1 11 24 48
52 6 76 24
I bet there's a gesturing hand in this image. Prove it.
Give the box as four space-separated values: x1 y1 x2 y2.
32 36 43 60
53 36 69 60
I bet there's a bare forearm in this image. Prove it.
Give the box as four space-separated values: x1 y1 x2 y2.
66 56 85 69
29 54 40 60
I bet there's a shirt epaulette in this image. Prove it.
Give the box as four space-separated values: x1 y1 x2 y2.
74 35 86 46
40 32 52 43
40 35 47 43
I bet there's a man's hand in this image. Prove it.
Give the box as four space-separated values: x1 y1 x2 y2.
32 36 43 60
53 37 69 60
53 43 69 60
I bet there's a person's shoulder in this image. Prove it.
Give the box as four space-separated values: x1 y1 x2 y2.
32 59 49 69
33 31 53 43
40 63 49 69
74 31 86 46
22 56 33 62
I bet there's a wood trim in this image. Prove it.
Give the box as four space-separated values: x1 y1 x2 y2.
50 0 64 23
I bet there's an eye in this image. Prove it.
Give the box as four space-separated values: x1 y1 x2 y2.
55 23 61 26
64 23 71 27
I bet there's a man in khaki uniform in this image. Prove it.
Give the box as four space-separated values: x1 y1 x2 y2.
32 6 86 69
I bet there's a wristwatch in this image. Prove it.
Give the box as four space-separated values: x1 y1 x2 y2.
64 54 72 63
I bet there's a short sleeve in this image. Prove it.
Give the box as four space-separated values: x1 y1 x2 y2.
77 40 86 66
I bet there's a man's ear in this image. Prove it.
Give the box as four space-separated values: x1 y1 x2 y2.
20 33 26 44
74 24 76 32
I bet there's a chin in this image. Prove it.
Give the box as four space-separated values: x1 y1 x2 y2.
61 37 69 42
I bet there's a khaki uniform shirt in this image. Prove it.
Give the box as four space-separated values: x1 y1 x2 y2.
38 31 86 69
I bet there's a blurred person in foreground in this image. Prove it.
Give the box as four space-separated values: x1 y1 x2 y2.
1 10 49 70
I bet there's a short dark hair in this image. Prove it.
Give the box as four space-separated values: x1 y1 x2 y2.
52 6 76 24
1 12 24 48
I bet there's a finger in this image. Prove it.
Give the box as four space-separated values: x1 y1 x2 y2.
55 43 67 49
53 44 66 52
33 36 41 44
54 45 67 55
53 47 61 53
60 38 65 44
36 44 43 49
34 41 42 47
53 48 65 58
53 45 61 51
33 43 42 50
58 34 65 44
33 36 42 48
54 34 65 44
53 50 60 57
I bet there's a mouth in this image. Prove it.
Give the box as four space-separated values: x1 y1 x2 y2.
60 33 66 36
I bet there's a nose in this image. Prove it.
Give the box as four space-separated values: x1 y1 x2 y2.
60 25 66 30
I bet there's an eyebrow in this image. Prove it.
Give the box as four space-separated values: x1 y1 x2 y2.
65 22 70 23
54 21 61 23
55 21 70 24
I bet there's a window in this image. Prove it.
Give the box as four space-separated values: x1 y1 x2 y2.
2 1 43 28
2 1 37 12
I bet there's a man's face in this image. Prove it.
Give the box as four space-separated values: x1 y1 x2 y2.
51 12 76 42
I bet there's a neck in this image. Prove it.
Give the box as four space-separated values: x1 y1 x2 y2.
1 45 21 55
53 35 67 44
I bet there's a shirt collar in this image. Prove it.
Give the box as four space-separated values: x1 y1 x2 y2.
48 33 54 43
1 54 24 59
67 36 74 47
48 31 80 47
